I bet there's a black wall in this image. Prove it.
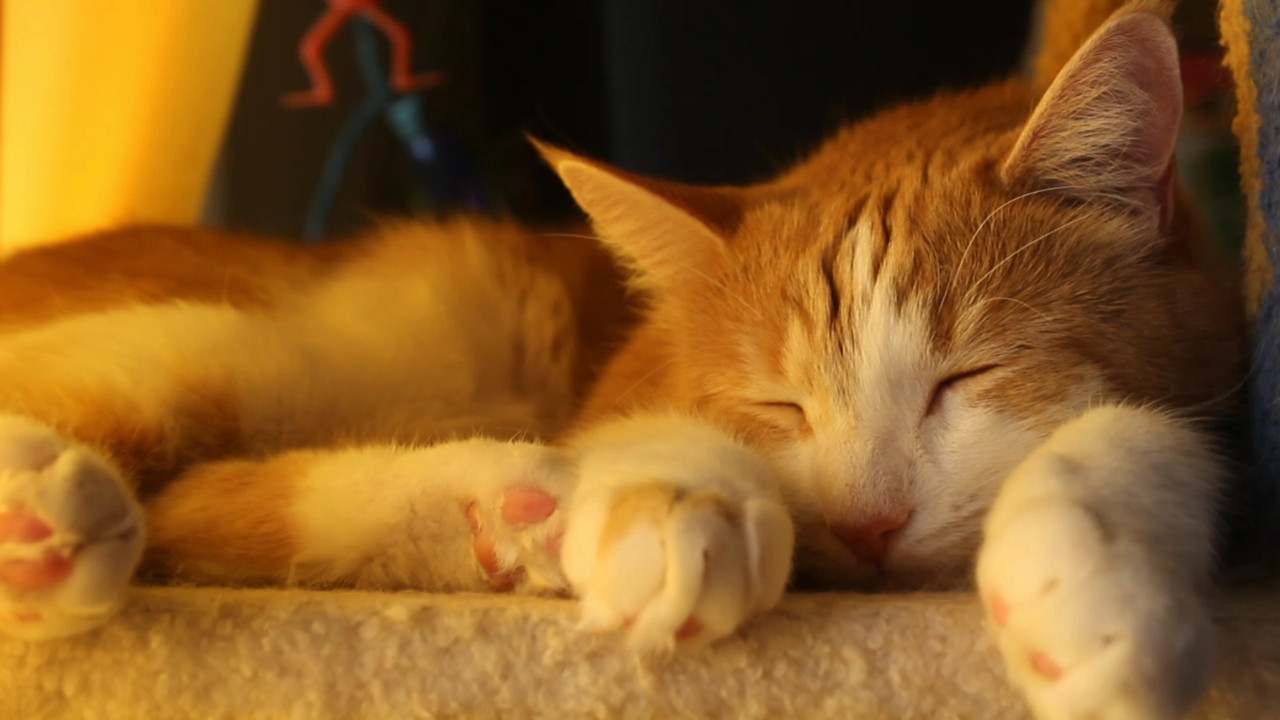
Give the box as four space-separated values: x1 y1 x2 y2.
212 1 1035 236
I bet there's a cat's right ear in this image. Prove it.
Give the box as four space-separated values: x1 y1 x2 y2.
532 138 746 290
1002 8 1181 229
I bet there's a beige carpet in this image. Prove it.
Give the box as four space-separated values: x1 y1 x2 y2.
3 586 1279 719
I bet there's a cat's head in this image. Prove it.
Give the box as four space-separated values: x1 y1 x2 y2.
540 8 1239 588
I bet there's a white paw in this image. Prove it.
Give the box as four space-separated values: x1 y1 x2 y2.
561 416 793 650
977 493 1212 720
459 442 574 594
0 415 143 640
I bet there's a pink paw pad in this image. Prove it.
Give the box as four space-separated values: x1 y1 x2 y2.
1030 650 1063 681
0 555 72 590
466 488 559 591
0 511 54 543
989 592 1010 627
500 488 557 525
675 617 704 640
1 608 42 624
0 511 72 591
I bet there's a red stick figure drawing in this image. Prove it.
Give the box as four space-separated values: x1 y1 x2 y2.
282 0 445 108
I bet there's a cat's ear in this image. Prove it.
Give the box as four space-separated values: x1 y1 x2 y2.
1002 10 1181 226
532 138 746 288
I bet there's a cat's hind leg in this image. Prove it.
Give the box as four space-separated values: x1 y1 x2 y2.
0 415 143 640
0 303 253 640
145 438 574 594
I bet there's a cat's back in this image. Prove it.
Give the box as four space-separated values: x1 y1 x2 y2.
0 217 629 353
309 216 634 411
0 216 633 445
0 226 351 332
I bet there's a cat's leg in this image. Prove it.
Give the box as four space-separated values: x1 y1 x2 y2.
976 405 1219 720
0 304 259 640
144 438 574 593
0 415 144 640
558 413 794 650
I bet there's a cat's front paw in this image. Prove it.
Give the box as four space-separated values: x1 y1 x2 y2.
465 485 567 593
431 438 575 594
0 415 143 640
561 416 793 650
977 487 1211 720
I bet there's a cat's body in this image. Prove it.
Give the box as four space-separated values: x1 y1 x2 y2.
0 2 1244 718
0 219 627 588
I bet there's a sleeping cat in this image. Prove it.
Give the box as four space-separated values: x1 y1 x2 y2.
0 0 1243 718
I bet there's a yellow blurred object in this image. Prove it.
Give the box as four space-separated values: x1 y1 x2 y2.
0 0 260 253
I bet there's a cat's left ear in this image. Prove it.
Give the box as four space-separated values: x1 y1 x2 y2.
532 138 747 290
1002 9 1181 229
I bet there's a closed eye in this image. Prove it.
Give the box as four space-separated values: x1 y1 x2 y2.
754 401 811 431
925 364 999 417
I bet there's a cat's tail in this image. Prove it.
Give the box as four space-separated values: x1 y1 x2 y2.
1028 0 1175 95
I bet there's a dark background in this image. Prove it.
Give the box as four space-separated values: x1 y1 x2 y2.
208 0 1039 237
208 0 1230 240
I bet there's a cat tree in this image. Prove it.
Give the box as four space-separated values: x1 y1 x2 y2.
2 586 1278 718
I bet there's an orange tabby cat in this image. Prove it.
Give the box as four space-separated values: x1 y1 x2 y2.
0 1 1242 718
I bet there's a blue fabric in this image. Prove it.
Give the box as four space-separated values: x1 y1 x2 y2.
1245 0 1280 521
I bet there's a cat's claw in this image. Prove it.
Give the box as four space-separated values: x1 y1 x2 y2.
978 484 1212 720
0 415 143 641
465 484 566 593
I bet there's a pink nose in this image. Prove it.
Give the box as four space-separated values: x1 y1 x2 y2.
829 512 911 563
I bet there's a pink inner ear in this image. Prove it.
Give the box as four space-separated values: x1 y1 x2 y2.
1104 14 1183 174
1003 11 1183 204
552 159 735 289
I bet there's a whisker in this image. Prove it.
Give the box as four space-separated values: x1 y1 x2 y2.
1189 347 1264 412
604 357 681 414
959 295 1055 327
678 264 768 322
521 232 606 243
963 213 1093 303
940 185 1075 308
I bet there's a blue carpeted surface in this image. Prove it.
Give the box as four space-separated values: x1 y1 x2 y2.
1244 0 1280 526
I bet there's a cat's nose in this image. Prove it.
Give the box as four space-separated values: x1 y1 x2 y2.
828 511 911 563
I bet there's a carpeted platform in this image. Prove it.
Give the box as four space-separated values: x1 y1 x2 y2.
4 586 1280 719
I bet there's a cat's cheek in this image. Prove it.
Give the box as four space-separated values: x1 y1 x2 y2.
756 440 825 526
896 407 1045 581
